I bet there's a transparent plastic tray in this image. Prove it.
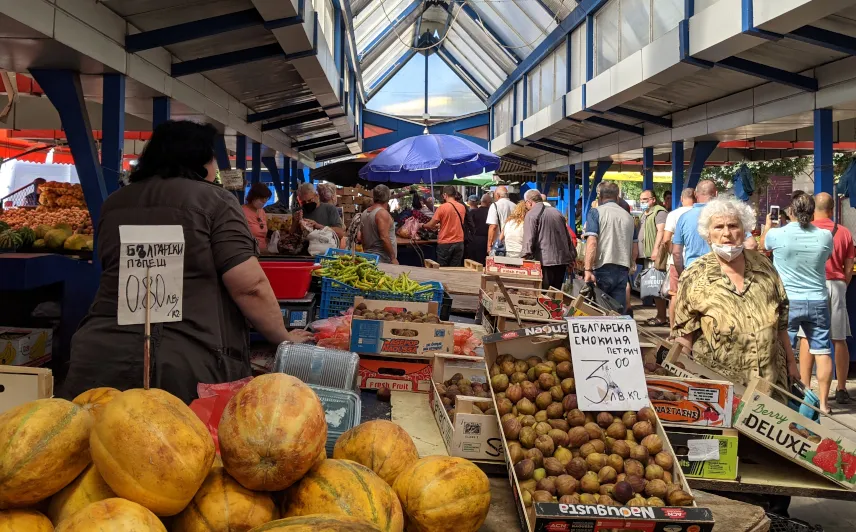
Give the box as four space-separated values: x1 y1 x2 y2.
272 343 359 392
308 383 361 456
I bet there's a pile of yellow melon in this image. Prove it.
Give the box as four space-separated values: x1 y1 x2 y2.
0 373 492 532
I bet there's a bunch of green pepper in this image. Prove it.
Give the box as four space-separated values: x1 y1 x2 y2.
313 255 429 294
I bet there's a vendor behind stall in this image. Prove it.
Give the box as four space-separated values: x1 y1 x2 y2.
242 182 272 250
61 120 312 404
296 182 345 239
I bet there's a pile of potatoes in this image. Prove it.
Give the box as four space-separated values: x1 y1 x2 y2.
353 304 441 323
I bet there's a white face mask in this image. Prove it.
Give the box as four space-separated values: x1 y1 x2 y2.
711 243 744 262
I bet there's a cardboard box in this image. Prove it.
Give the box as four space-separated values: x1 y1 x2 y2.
484 256 542 279
482 324 711 531
429 354 504 462
0 365 53 414
734 377 856 489
358 355 432 392
350 299 453 357
342 204 356 213
480 287 570 322
667 430 739 480
339 195 354 204
0 328 52 367
647 376 735 428
339 186 358 196
480 275 541 294
662 344 746 397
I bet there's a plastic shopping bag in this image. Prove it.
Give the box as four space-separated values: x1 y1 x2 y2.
639 268 666 300
307 226 339 256
267 230 281 254
189 377 253 453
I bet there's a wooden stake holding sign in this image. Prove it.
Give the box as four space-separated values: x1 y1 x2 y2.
566 315 649 412
117 226 186 390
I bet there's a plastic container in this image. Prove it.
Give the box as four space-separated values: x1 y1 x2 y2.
314 248 380 265
307 384 361 456
318 278 445 318
261 261 318 299
272 343 360 392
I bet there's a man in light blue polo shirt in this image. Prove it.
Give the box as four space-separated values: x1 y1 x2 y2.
672 180 756 274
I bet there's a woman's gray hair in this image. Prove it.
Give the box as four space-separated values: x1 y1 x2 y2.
697 198 756 241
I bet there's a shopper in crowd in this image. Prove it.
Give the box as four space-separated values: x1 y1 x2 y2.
796 193 855 404
242 182 272 250
23 177 46 206
467 194 479 210
638 189 669 326
361 184 398 265
583 182 637 313
318 183 337 206
487 186 515 254
672 180 757 275
296 182 345 239
763 194 834 413
423 185 467 266
466 193 492 265
62 120 311 403
663 191 673 212
421 196 435 216
673 198 800 390
663 188 696 326
499 201 528 258
521 189 574 289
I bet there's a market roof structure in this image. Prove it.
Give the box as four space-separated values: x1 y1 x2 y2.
353 0 574 103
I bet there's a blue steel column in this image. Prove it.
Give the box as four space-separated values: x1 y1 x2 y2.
30 70 107 227
566 164 575 226
101 74 125 194
214 134 231 170
814 109 834 195
582 161 591 221
671 141 685 210
262 155 284 200
642 147 654 191
152 96 170 128
235 134 247 203
251 141 262 184
282 155 292 205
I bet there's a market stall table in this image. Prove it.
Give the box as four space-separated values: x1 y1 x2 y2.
396 239 437 267
378 262 482 313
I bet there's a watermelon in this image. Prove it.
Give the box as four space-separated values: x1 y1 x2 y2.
0 229 22 250
0 221 9 232
15 227 35 247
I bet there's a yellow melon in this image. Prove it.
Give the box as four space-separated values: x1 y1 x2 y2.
171 459 277 532
0 399 93 509
283 459 403 532
248 515 382 532
89 389 215 516
72 388 120 421
333 420 419 486
54 498 165 532
0 509 54 531
219 374 327 491
47 464 116 525
392 456 491 532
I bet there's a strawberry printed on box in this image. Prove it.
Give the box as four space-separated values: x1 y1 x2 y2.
734 377 856 489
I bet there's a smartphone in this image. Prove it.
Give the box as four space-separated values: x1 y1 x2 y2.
770 205 780 224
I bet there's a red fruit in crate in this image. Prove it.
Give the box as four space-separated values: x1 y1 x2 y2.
841 452 856 480
817 438 840 454
812 450 840 474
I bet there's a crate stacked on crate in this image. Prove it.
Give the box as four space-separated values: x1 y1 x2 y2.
314 248 445 318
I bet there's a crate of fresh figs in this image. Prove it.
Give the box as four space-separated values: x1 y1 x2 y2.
482 324 714 532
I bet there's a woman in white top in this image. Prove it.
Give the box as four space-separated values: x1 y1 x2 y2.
499 201 528 258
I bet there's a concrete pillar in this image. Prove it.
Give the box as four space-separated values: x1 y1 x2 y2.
672 141 685 211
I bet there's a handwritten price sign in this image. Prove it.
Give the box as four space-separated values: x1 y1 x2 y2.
118 226 185 326
567 316 648 412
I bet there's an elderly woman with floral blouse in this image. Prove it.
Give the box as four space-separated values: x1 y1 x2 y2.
671 198 800 389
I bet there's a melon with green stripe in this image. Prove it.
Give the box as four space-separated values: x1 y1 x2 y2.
219 373 327 491
53 498 166 532
333 420 419 486
0 398 93 509
47 463 116 526
0 509 54 531
282 459 404 532
171 457 277 532
248 515 383 532
393 456 491 532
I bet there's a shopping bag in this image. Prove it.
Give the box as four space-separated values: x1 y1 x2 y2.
267 230 281 254
307 226 339 256
490 238 506 257
189 377 254 453
639 268 665 300
788 379 821 423
660 268 671 299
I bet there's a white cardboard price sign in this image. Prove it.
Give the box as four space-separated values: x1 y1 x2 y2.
566 316 648 411
118 225 185 326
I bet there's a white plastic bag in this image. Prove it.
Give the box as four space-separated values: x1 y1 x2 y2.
267 230 281 254
307 226 339 256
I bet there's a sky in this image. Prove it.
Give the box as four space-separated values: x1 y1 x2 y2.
366 53 486 118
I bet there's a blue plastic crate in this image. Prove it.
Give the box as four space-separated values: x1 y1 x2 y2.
314 248 379 265
318 278 445 318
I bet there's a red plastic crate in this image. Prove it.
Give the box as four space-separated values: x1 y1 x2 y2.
261 261 318 300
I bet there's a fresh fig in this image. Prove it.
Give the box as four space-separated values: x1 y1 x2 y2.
534 410 548 423
566 457 588 479
544 457 565 477
567 426 590 447
627 495 648 507
517 397 537 416
526 447 545 468
550 385 564 402
647 497 665 507
584 422 604 441
491 374 509 392
578 493 598 505
667 489 694 506
626 474 647 494
548 429 570 448
535 421 552 436
641 434 664 455
534 363 552 377
501 361 516 376
598 495 618 506
489 364 501 377
597 412 614 428
526 356 543 368
521 415 537 427
522 381 540 401
533 468 546 481
514 458 535 480
630 444 649 462
655 452 674 471
613 481 634 503
598 466 617 484
580 471 600 493
511 372 528 384
637 406 657 423
546 403 564 419
645 479 668 498
622 411 638 427
606 421 627 440
560 378 576 394
519 426 537 448
585 453 607 472
548 419 570 432
556 361 573 378
579 442 597 458
522 490 533 507
553 447 573 466
607 454 624 473
663 471 673 484
645 464 664 481
503 417 522 440
599 483 615 496
520 479 537 493
535 435 555 457
508 443 525 464
588 439 606 454
632 421 654 440
559 494 581 505
536 477 557 495
535 392 553 410
624 459 645 477
539 372 556 390
611 440 631 459
550 346 571 363
566 409 586 427
555 474 578 496
533 490 554 503
514 360 529 374
506 383 523 403
562 394 578 412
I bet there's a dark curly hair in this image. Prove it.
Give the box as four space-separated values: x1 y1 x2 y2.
246 182 272 203
129 120 217 183
791 192 815 229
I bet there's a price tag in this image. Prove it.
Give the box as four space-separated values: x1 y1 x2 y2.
567 316 648 412
687 439 720 462
118 226 185 326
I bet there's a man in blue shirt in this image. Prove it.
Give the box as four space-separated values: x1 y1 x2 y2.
672 180 756 274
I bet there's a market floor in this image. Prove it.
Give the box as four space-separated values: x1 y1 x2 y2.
635 299 856 531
